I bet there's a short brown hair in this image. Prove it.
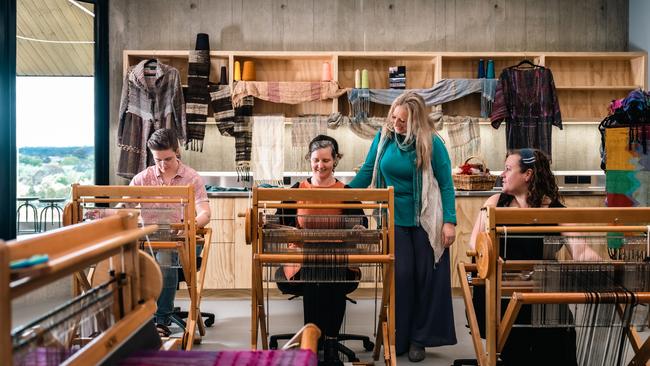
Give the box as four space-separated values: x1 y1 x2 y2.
147 129 179 152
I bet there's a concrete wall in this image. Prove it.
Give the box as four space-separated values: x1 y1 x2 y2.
108 0 629 182
629 0 650 87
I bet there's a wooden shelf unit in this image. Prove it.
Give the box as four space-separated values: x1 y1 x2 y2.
124 50 646 120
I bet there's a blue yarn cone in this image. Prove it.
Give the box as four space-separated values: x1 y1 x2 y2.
478 59 486 79
486 59 495 79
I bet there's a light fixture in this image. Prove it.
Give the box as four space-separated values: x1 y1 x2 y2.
67 0 95 18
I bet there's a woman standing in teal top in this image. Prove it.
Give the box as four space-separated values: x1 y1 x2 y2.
348 92 457 362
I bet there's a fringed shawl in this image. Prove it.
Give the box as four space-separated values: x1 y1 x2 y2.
232 81 346 107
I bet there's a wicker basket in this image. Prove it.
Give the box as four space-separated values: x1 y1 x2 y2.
452 157 497 191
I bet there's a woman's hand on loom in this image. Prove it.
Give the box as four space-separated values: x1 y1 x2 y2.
442 223 456 248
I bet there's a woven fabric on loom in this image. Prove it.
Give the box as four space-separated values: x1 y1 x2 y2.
231 80 346 107
291 115 327 172
445 115 481 167
185 49 211 151
605 127 650 207
252 115 285 186
118 349 317 366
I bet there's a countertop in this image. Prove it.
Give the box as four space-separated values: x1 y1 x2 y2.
207 187 606 198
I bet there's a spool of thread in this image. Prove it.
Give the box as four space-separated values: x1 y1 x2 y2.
478 59 486 79
242 61 256 81
219 66 228 85
361 69 369 89
486 59 495 79
321 62 332 81
354 69 361 88
234 61 241 81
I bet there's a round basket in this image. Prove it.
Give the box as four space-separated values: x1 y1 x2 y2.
452 156 497 191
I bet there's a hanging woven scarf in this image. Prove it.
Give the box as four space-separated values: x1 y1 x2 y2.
234 96 254 182
291 115 328 172
231 80 346 107
347 79 498 120
445 115 481 167
185 47 211 152
252 115 285 186
210 85 235 137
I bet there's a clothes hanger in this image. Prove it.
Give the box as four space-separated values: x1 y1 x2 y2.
144 58 158 76
512 59 544 69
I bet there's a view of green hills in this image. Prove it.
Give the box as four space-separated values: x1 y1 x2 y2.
18 146 94 200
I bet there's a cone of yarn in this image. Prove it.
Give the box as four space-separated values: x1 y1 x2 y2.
478 59 486 79
195 33 210 51
234 61 241 81
242 61 256 81
361 69 369 89
486 59 495 79
321 62 332 81
354 69 361 88
219 66 228 85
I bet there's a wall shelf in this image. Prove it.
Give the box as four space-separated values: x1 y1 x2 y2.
124 50 647 120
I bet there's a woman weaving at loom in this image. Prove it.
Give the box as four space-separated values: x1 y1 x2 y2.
469 148 600 365
348 91 457 362
129 128 211 336
275 135 366 365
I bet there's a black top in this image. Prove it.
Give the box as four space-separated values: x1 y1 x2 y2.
497 193 564 261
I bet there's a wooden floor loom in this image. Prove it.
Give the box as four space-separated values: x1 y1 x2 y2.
64 184 209 350
244 187 397 366
459 207 650 366
2 214 322 365
1 213 162 365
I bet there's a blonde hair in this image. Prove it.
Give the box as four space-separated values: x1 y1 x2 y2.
383 92 440 170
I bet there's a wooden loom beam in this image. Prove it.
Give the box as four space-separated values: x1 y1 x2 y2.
467 207 650 366
250 187 396 365
66 185 200 351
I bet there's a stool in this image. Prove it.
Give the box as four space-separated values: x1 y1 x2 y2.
16 197 40 234
39 198 65 232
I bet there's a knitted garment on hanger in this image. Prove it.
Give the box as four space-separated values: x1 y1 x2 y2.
117 60 186 179
185 50 211 151
231 80 346 107
490 67 562 159
291 115 328 172
444 115 481 167
252 115 285 186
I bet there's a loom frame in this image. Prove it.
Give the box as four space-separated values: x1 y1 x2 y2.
0 213 159 365
64 184 203 350
247 187 396 366
459 207 650 366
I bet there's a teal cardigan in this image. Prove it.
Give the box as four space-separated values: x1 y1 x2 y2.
348 132 457 227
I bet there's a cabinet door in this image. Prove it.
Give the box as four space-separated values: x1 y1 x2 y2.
451 196 487 288
203 243 235 289
234 198 252 289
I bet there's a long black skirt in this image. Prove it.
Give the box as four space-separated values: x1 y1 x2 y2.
395 225 456 355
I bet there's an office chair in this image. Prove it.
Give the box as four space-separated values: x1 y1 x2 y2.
268 268 374 363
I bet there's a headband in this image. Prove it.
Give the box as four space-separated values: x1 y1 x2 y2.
309 134 339 156
519 148 536 166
